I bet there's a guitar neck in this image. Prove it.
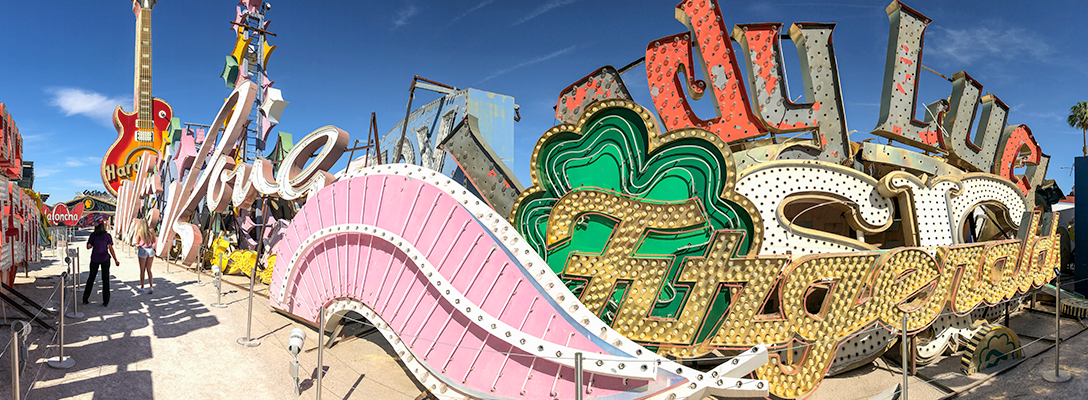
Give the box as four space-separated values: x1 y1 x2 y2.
133 1 155 137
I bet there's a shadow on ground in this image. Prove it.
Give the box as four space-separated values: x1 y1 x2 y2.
0 264 220 399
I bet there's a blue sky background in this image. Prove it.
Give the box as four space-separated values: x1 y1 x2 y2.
0 0 1085 201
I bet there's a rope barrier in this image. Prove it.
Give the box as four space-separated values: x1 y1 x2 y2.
841 321 1088 400
21 321 62 399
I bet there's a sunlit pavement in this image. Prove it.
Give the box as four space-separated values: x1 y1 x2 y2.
3 230 1088 399
0 230 424 400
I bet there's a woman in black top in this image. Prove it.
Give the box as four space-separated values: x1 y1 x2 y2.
83 223 120 306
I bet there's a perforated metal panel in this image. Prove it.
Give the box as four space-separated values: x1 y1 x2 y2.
645 0 768 143
555 66 632 124
948 174 1027 242
828 324 896 375
733 23 851 164
872 2 948 152
438 117 523 218
943 73 1006 173
735 161 893 255
859 142 963 177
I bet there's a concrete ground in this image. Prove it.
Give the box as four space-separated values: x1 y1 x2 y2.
0 230 425 400
810 296 1088 400
0 229 1087 399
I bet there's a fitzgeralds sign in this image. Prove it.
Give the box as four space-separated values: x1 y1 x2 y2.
117 0 1063 399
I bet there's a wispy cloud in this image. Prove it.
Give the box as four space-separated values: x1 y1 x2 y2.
927 25 1052 66
69 179 102 188
447 0 495 27
393 4 419 28
61 156 98 167
478 45 579 83
35 169 60 178
22 133 47 142
511 0 576 26
1026 111 1064 123
46 87 127 128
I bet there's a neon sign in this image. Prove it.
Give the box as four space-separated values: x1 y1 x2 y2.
114 81 348 265
120 0 1063 398
43 202 85 226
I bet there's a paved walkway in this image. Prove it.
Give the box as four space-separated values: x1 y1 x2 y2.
1 230 1088 399
0 230 424 400
962 317 1088 399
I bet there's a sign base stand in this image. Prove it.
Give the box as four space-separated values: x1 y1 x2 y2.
1043 370 1072 383
46 356 74 369
236 337 260 347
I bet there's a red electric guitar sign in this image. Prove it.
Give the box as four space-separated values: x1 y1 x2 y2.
101 0 173 196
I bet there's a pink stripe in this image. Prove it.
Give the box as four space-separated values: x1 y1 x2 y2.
270 173 652 399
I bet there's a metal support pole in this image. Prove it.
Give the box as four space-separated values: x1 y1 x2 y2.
210 254 228 308
211 275 227 308
11 330 19 400
901 315 908 400
163 244 177 274
290 358 301 396
237 197 268 348
575 352 584 400
47 273 74 369
194 248 208 287
65 260 83 319
1004 302 1010 328
909 335 917 376
1043 273 1072 382
317 306 325 400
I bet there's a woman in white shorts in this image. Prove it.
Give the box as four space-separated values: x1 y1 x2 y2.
134 219 156 294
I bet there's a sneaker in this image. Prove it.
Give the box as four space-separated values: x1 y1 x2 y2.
147 287 153 295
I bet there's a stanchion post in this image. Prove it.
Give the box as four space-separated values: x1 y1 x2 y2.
11 330 19 400
317 305 325 400
195 248 208 287
1043 272 1072 382
575 352 584 400
74 248 81 306
237 197 268 348
47 273 75 369
163 244 177 274
901 315 908 400
909 335 917 376
1005 302 1010 328
65 253 83 319
210 259 227 308
65 265 83 319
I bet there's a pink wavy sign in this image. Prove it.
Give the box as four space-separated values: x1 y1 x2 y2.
270 164 768 400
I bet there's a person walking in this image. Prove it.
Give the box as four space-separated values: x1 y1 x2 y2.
134 219 156 294
83 223 120 307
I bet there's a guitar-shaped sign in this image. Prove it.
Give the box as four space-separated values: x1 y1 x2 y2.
100 0 173 196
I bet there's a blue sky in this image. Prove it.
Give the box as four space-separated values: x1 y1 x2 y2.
0 0 1085 201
